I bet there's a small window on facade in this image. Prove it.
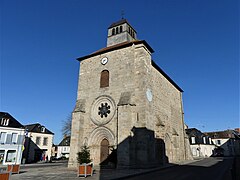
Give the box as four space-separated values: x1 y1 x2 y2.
100 70 109 88
36 137 41 145
6 150 16 162
116 27 119 34
217 140 221 145
203 137 206 144
11 133 18 144
112 28 115 35
120 26 122 33
191 137 196 144
41 127 45 133
0 132 6 144
43 137 48 146
1 118 9 126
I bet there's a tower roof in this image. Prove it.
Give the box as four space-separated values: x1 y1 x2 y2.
108 19 137 32
109 19 128 28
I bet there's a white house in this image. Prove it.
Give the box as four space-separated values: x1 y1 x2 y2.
57 136 70 159
0 112 25 165
23 123 54 163
186 128 216 158
205 129 240 156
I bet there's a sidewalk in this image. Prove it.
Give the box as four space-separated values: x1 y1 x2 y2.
8 159 202 180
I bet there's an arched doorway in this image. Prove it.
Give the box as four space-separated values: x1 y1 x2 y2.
100 139 109 163
165 134 173 163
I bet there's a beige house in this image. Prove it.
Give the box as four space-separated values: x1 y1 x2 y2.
23 123 54 163
69 19 192 168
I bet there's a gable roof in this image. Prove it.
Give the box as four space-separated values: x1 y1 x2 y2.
186 128 213 145
151 61 183 92
108 19 137 32
76 40 183 93
0 112 24 129
186 128 205 137
58 136 70 146
108 19 129 28
25 123 54 135
205 130 236 139
77 40 154 61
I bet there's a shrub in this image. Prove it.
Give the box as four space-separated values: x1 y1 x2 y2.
77 146 91 164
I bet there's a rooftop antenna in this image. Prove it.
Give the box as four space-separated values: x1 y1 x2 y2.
121 10 125 19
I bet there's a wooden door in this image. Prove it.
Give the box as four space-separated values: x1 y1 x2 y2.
100 139 109 163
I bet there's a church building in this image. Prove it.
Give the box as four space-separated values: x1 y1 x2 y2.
68 19 192 168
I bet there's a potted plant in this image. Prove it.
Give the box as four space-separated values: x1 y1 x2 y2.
77 146 93 177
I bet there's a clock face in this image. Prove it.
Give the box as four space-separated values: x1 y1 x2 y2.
146 88 153 102
101 57 108 65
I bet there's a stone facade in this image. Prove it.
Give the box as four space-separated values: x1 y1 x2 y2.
68 19 192 168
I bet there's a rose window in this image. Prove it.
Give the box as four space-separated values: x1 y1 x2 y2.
91 95 116 125
98 103 111 118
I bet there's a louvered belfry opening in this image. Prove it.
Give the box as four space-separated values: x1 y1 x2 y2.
100 70 109 88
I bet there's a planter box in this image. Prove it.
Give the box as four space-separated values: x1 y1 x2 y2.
7 164 20 174
77 163 93 177
0 172 11 180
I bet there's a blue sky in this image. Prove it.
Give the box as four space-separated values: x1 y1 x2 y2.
1 0 239 144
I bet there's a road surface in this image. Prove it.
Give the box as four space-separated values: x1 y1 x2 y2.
125 157 235 180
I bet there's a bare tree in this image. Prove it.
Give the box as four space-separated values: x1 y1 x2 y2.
62 114 72 137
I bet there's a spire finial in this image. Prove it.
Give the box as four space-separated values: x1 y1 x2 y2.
121 10 125 19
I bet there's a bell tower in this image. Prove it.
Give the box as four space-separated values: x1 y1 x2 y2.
107 19 137 47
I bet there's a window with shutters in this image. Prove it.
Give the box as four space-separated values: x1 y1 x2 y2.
100 70 109 88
